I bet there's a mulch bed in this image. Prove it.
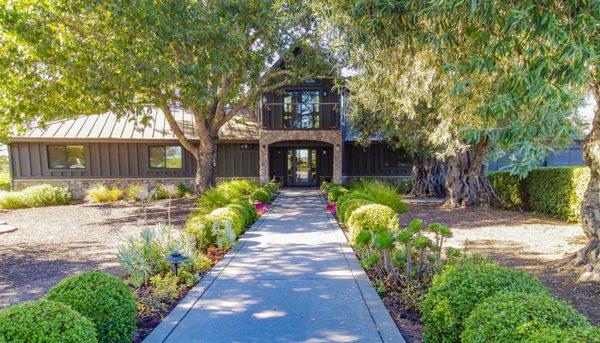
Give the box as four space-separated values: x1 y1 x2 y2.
333 199 599 342
0 198 196 309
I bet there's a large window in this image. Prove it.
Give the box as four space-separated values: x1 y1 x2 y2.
283 90 320 129
47 145 85 169
149 146 183 169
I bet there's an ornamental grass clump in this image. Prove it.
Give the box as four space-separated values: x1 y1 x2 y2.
0 299 98 343
45 271 136 343
461 292 592 343
85 184 122 203
421 256 550 343
0 184 71 209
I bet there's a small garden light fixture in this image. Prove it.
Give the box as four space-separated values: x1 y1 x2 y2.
165 251 189 276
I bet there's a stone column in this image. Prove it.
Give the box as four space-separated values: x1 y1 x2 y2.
333 143 342 184
259 142 269 185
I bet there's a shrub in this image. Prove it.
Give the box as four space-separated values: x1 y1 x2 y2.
347 204 398 242
422 256 549 343
461 292 591 343
118 223 201 286
327 185 348 203
340 198 373 224
0 299 97 343
528 326 600 343
0 171 9 191
85 184 122 203
135 273 184 318
489 166 590 222
218 179 257 201
395 179 413 194
524 167 589 222
209 204 245 235
177 182 194 197
229 200 258 226
0 184 71 209
250 188 271 204
45 271 137 343
355 180 407 213
488 171 524 208
198 187 229 210
264 180 280 196
185 211 217 250
125 184 147 201
320 181 336 194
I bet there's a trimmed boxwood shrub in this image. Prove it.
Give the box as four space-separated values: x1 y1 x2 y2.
185 211 217 250
230 200 258 226
489 166 590 222
347 204 398 243
340 198 373 224
524 167 589 222
461 292 591 343
250 188 271 204
422 256 549 343
0 299 98 343
528 326 600 343
45 271 136 343
488 171 524 208
209 204 246 235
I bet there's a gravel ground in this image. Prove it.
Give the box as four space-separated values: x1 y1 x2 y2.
399 203 599 326
0 198 196 309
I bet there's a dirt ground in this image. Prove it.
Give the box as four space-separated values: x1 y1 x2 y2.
0 198 196 309
399 202 600 327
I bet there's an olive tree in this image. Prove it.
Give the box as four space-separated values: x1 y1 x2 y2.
0 0 330 192
316 0 598 281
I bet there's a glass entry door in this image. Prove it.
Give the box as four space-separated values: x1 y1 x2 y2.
287 149 317 186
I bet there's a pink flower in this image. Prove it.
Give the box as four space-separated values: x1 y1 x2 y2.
254 202 271 216
326 203 336 216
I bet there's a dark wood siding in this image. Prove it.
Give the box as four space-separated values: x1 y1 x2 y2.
10 141 258 179
261 79 340 130
343 142 411 177
216 143 259 177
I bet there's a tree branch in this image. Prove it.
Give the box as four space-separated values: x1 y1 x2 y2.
158 98 199 159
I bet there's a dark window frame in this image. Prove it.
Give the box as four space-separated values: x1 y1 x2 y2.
148 145 184 170
282 90 321 129
47 145 86 170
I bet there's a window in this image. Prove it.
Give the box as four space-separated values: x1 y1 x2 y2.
47 145 85 169
283 90 320 129
149 146 183 169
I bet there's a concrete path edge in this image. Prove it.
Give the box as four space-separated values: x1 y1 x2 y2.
318 196 406 343
143 197 275 343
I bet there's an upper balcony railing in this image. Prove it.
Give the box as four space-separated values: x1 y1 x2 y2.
260 102 341 130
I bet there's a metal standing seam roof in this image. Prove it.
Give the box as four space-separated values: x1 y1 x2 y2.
13 107 260 142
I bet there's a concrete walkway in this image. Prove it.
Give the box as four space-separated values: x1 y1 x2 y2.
145 189 404 343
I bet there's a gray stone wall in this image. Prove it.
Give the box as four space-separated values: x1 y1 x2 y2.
259 130 343 184
11 178 196 200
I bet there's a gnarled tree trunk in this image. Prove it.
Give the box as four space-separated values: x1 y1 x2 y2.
444 139 499 207
411 156 430 196
428 160 447 198
574 74 600 283
411 155 448 197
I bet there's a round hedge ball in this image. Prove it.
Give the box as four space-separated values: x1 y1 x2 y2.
461 292 591 342
0 299 98 343
45 271 136 343
421 256 549 343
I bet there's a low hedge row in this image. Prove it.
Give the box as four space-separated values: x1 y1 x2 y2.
422 256 594 342
186 179 277 250
0 271 136 343
489 166 590 222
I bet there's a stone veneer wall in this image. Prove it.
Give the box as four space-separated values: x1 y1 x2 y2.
259 129 343 185
11 178 196 200
12 177 262 199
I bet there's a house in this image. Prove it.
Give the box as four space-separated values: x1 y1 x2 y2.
7 79 412 198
